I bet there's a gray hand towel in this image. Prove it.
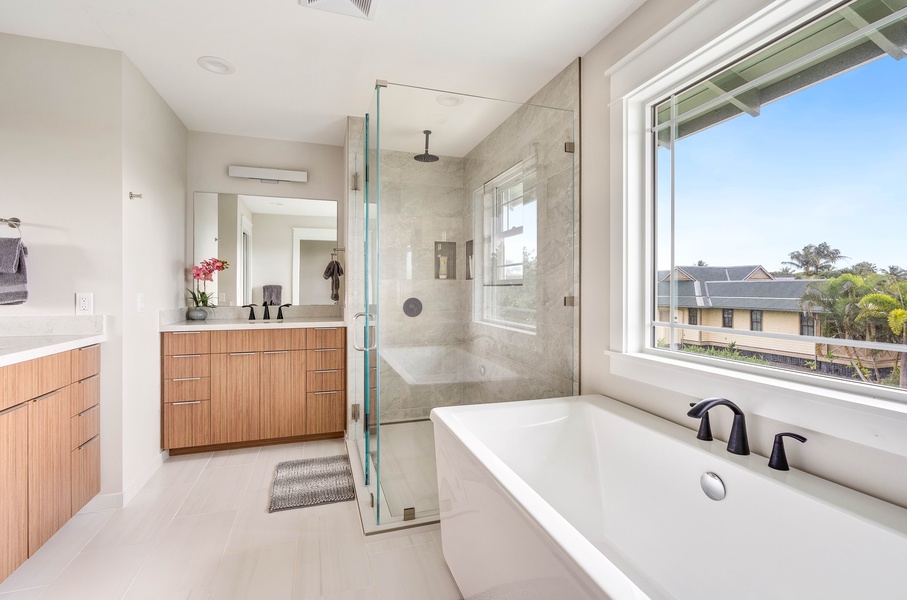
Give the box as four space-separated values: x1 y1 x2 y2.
323 260 344 302
0 239 28 305
263 285 282 306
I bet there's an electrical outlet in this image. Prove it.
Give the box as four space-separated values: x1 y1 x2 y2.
76 292 93 315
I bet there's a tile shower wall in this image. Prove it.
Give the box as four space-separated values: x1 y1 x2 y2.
378 150 470 422
377 60 579 422
462 59 579 406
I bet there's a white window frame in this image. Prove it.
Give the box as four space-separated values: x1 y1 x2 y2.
606 0 907 459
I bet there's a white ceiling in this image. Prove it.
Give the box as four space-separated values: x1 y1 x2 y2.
0 0 645 149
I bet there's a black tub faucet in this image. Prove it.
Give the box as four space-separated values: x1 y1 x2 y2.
687 397 750 455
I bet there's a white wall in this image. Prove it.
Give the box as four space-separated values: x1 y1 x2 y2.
120 58 188 497
580 0 907 507
0 33 188 504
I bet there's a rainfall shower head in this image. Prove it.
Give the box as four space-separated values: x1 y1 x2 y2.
414 130 439 163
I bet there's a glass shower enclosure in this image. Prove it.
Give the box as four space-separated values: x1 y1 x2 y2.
351 74 578 527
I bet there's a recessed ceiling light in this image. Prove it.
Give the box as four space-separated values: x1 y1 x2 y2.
436 94 463 107
197 56 236 75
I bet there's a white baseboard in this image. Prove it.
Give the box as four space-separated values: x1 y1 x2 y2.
76 450 169 513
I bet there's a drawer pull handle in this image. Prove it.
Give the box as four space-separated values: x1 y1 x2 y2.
314 369 338 373
230 352 257 356
314 349 338 352
173 354 201 358
78 344 100 350
77 434 99 450
263 351 289 354
172 332 200 335
172 377 201 382
77 373 100 383
0 403 28 417
314 391 338 395
33 389 62 402
172 401 202 406
315 327 339 330
78 404 99 417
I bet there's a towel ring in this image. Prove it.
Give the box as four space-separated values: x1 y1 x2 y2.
1 217 22 238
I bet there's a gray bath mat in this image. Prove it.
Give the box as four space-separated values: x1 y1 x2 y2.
268 454 355 513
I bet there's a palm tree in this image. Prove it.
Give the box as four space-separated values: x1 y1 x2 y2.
695 260 708 266
857 279 907 388
848 261 877 277
800 274 879 383
783 242 848 277
883 265 907 281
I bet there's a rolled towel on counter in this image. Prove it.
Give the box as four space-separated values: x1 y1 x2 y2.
263 285 282 306
0 238 28 305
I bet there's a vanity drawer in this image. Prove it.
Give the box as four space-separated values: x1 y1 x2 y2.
71 344 100 382
163 377 210 403
305 348 345 370
306 369 344 392
163 400 210 449
70 374 100 416
163 354 210 379
306 391 345 435
162 331 211 356
71 404 100 450
306 327 345 350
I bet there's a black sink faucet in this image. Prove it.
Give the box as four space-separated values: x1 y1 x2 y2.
687 397 750 455
263 302 271 320
242 304 257 320
277 304 291 320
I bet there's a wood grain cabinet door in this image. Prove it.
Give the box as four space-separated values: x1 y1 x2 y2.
260 350 307 440
28 387 72 554
210 352 260 444
0 403 28 581
71 435 100 516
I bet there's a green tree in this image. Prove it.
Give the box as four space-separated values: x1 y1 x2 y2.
783 242 847 277
857 279 907 389
772 266 795 277
847 261 877 277
695 260 708 266
800 274 879 383
883 265 907 281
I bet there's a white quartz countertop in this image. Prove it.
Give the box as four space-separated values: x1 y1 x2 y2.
160 317 346 332
0 333 106 368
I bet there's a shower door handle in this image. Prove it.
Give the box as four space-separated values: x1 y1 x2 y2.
352 312 377 352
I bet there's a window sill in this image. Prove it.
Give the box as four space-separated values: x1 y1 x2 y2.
606 349 907 458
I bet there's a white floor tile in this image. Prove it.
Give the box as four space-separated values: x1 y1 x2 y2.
225 487 300 553
0 510 114 592
83 483 193 552
369 542 461 600
123 510 236 599
208 447 261 469
209 542 296 600
295 509 372 599
176 463 254 517
0 588 47 600
39 543 154 600
143 452 212 488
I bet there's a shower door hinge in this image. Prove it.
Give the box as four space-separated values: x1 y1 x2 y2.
365 165 369 183
403 507 416 521
564 296 575 307
375 79 388 88
351 403 361 422
370 493 375 508
564 142 575 153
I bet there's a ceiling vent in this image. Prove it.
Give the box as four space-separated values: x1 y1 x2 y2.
301 0 376 20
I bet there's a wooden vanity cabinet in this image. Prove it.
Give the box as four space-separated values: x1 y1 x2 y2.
161 326 346 452
0 343 102 583
305 327 346 436
0 403 28 582
162 332 211 449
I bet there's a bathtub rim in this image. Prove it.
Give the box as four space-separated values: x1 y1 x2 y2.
431 395 654 600
431 393 907 600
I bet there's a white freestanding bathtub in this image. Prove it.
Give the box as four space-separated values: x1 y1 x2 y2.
431 394 907 600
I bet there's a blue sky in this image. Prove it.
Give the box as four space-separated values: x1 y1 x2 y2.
662 53 907 273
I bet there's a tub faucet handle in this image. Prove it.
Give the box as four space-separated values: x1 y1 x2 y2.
768 432 807 471
689 402 712 441
687 397 749 456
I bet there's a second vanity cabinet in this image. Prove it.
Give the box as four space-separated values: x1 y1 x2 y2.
162 326 345 452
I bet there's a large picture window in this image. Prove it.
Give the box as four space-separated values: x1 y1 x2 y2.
653 0 907 391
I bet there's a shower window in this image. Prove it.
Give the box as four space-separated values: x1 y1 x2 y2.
477 160 538 330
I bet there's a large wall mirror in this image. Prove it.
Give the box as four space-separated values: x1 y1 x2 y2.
194 192 339 307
